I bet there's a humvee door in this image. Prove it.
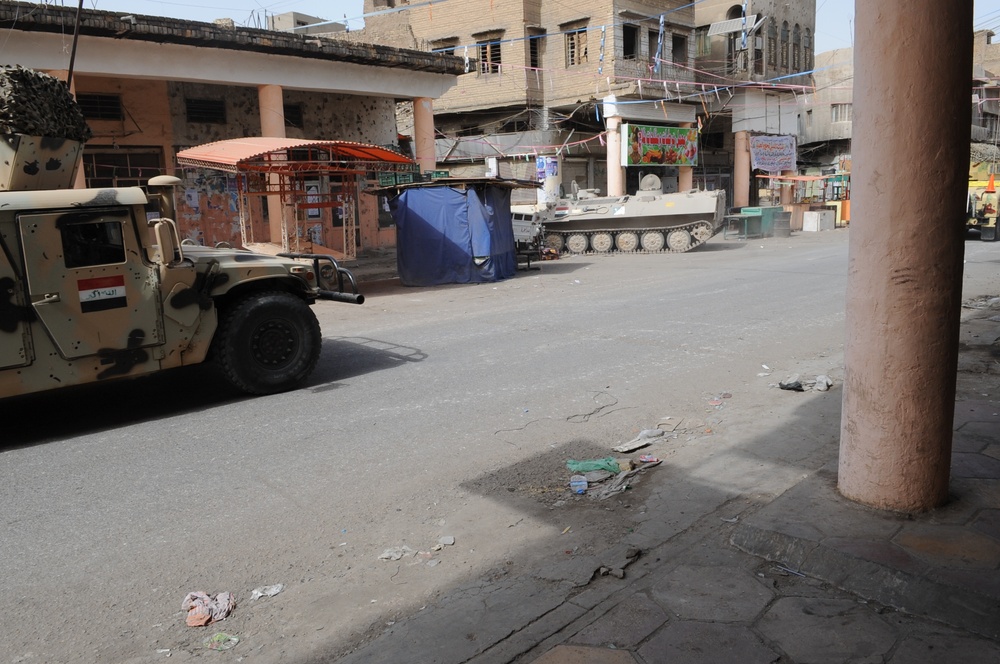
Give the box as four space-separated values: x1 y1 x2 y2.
18 208 163 360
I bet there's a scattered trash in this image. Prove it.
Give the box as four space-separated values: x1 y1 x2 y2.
156 649 171 654
590 460 662 500
612 429 664 453
708 399 723 406
583 469 613 483
638 455 660 463
570 475 588 494
250 584 284 600
778 373 805 391
720 516 739 523
203 633 239 651
182 592 234 627
721 392 733 399
774 564 806 577
427 559 441 567
815 375 833 391
562 526 572 534
378 546 415 561
762 364 770 370
438 535 456 546
656 416 682 432
566 457 621 473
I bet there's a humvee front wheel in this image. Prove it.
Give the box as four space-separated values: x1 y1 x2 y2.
214 291 321 395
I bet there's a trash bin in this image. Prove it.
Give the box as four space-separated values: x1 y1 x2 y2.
772 211 792 237
758 206 785 237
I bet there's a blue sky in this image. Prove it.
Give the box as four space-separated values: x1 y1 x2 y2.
71 1 1000 54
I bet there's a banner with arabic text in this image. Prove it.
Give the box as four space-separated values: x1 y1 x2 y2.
749 134 797 172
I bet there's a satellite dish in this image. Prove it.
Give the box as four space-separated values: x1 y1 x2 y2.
639 174 662 192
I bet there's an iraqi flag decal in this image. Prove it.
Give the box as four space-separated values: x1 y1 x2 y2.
78 275 127 313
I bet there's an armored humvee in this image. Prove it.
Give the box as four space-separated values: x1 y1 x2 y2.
0 69 363 398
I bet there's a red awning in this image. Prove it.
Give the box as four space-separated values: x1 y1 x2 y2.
176 138 415 174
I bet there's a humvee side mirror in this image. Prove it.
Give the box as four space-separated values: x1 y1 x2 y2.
148 175 181 221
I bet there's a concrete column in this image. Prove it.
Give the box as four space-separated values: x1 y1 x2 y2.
678 122 694 191
733 130 750 208
839 0 972 512
258 85 286 245
604 96 624 196
779 170 795 205
413 97 436 175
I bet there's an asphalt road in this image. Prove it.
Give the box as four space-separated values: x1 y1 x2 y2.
2 229 997 662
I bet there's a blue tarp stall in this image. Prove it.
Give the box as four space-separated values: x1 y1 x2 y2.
389 183 517 286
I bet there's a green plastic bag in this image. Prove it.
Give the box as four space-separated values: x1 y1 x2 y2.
566 457 621 473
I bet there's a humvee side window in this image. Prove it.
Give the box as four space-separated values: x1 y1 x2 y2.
61 218 127 268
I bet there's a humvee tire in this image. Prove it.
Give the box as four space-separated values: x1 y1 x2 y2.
213 291 322 394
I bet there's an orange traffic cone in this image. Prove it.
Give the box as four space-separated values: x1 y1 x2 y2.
987 173 996 193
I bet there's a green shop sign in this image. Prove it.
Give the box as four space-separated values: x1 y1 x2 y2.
622 124 699 167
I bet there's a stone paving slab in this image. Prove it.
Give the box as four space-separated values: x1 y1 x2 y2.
732 452 1000 640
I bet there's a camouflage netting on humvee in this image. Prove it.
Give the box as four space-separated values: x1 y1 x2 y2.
0 65 92 141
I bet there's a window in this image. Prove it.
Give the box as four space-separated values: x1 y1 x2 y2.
564 22 588 66
804 28 813 70
82 149 163 189
185 98 226 124
432 38 459 56
754 36 764 75
792 24 801 70
60 217 127 269
623 24 639 60
283 103 304 129
476 33 503 74
694 27 709 58
831 103 853 123
767 19 777 68
806 109 813 128
528 29 545 70
672 34 688 63
76 93 123 121
780 21 789 70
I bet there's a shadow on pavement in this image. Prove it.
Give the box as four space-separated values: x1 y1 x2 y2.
311 336 426 389
0 364 243 450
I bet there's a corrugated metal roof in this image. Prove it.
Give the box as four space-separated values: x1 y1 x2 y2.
176 138 415 174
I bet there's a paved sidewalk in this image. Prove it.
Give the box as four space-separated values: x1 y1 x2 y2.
328 304 1000 664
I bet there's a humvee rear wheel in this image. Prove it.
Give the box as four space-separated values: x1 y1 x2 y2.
566 233 589 253
616 231 639 252
640 231 665 252
691 222 714 243
667 229 692 252
591 232 613 253
213 291 321 395
545 233 564 251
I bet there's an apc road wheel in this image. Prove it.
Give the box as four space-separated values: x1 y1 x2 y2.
691 222 714 243
615 231 639 252
590 232 613 253
640 231 665 252
667 229 692 252
213 291 321 395
566 233 589 254
545 233 564 251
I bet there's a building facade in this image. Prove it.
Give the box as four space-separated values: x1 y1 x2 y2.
1 2 462 258
356 0 703 203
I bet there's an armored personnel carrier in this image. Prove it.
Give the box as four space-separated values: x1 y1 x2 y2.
542 175 726 254
0 67 363 398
